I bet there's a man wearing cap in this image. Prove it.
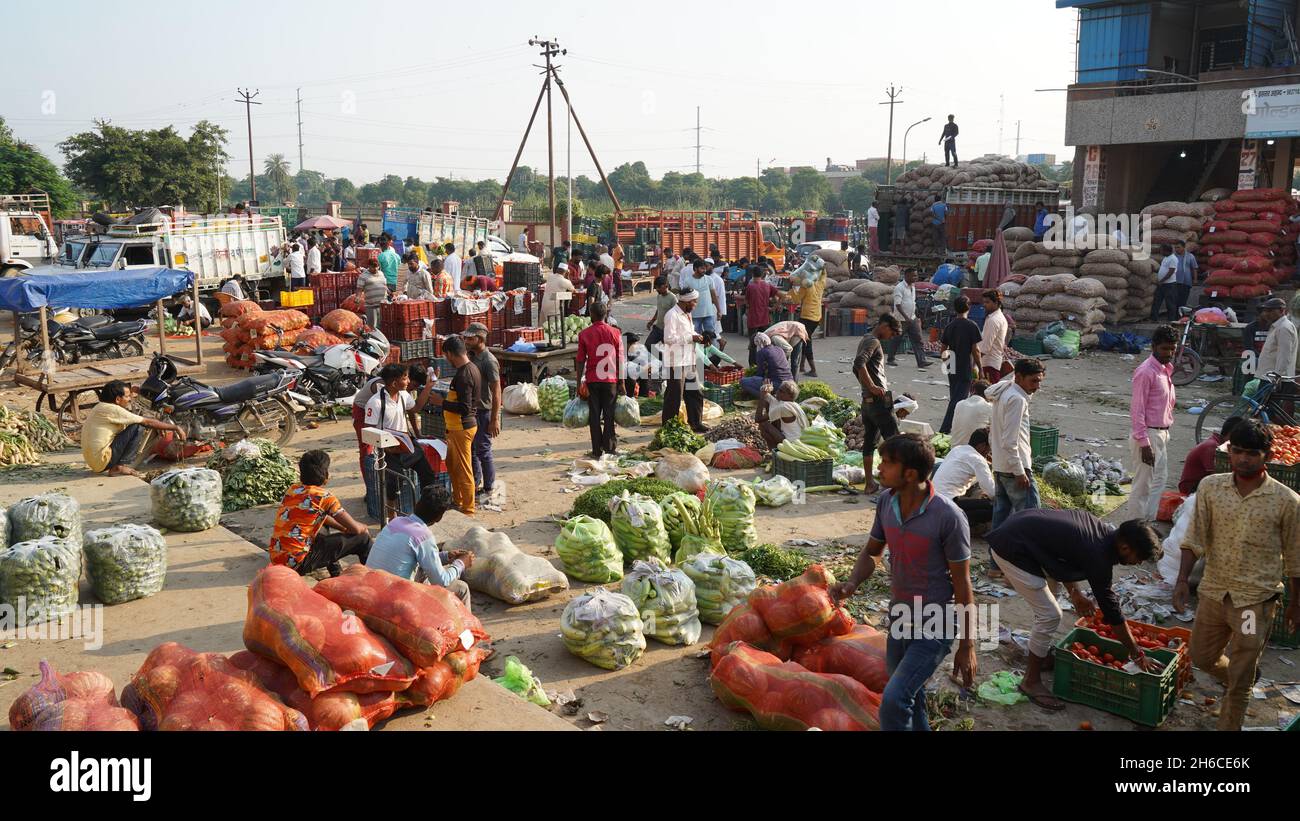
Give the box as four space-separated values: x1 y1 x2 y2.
542 264 576 324
661 288 707 433
462 323 502 503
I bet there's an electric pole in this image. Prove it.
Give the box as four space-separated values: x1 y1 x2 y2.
236 88 261 203
297 88 305 172
998 94 1005 157
1015 120 1022 159
696 106 701 175
879 85 904 184
530 37 565 252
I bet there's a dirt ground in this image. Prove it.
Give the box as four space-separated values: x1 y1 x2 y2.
0 297 1295 732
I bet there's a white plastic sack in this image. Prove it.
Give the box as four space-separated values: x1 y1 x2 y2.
833 465 867 486
751 475 798 507
680 552 758 625
1158 491 1195 584
453 526 568 605
7 494 82 547
503 383 540 415
560 589 646 670
614 395 641 428
0 537 81 625
656 452 710 494
150 468 222 532
83 524 168 605
620 558 701 645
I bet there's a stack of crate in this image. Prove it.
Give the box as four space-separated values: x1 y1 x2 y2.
381 300 439 342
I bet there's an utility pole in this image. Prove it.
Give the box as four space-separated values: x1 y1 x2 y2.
567 97 572 244
235 88 261 203
998 94 1005 157
530 37 564 252
1015 120 1022 159
296 88 305 172
879 85 904 184
696 107 701 175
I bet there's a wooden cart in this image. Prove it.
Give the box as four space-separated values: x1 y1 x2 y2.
489 342 579 386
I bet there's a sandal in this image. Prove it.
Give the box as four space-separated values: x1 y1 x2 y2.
1018 685 1066 711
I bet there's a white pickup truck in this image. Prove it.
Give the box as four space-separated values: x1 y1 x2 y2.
0 193 60 277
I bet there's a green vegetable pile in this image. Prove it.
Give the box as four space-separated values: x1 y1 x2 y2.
738 542 811 581
0 537 82 625
800 421 846 460
569 477 681 524
796 380 836 402
206 439 297 512
608 491 672 564
0 407 72 468
637 396 663 417
666 492 723 564
821 397 860 428
620 558 701 645
1037 480 1104 516
652 416 705 453
930 433 952 459
681 552 758 625
706 479 758 554
151 468 223 532
538 376 569 422
562 397 589 429
7 493 82 547
659 491 701 554
561 589 646 670
549 314 591 344
554 515 623 583
83 524 168 605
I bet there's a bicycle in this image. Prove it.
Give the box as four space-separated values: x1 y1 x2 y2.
1170 307 1203 386
1194 370 1299 443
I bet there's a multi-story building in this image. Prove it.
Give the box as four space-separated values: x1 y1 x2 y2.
1060 0 1300 213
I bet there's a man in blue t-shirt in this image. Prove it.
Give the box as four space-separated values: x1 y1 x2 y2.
931 200 949 253
831 433 976 730
367 486 473 609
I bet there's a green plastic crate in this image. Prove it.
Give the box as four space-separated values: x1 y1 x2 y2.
1010 337 1044 356
703 382 736 410
1271 585 1300 649
774 457 835 488
1052 627 1180 727
1030 424 1059 462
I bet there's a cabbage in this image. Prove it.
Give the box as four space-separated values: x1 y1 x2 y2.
1042 460 1088 496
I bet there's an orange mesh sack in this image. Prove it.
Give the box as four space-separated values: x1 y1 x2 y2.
710 641 881 731
708 601 791 666
398 647 489 708
243 565 416 697
121 642 309 731
228 650 398 731
314 564 488 668
321 309 365 336
792 624 890 693
341 294 365 313
296 329 346 350
220 299 262 319
748 565 854 648
9 660 135 731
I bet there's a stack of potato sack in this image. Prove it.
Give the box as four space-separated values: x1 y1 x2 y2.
1010 241 1085 278
1078 247 1156 324
829 279 896 321
1010 273 1107 347
878 159 1057 255
1002 226 1034 258
1200 187 1299 299
218 304 310 370
812 249 852 283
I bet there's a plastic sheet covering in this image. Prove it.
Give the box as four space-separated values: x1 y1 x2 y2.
83 524 168 604
150 468 223 532
0 267 194 312
452 526 569 605
7 493 81 546
554 515 623 583
560 589 646 670
0 537 81 625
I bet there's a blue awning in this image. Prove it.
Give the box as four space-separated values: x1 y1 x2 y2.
0 267 195 313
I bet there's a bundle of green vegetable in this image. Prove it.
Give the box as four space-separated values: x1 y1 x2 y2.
0 537 82 625
637 396 663 418
560 589 646 670
537 376 570 422
776 439 832 462
83 524 168 605
930 433 952 459
659 490 699 553
569 477 680 524
680 552 758 624
796 381 836 402
608 491 672 564
163 315 197 336
820 397 860 428
705 479 758 554
151 468 223 532
562 397 590 429
652 416 705 453
667 493 723 564
738 542 811 581
620 558 701 645
205 439 297 512
554 515 623 583
0 406 71 453
8 493 82 547
548 314 591 344
800 420 846 459
750 475 798 507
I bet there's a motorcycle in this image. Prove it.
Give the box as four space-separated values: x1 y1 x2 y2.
0 313 120 372
0 313 146 370
139 353 300 447
250 328 390 411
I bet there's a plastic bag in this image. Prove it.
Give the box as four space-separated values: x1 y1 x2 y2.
656 452 710 493
659 491 701 553
710 641 881 731
751 476 798 507
562 396 590 429
538 375 569 422
228 650 398 731
7 493 81 546
706 479 758 553
680 552 758 625
608 492 672 565
493 655 551 707
0 506 7 547
555 515 623 583
150 468 223 532
1042 461 1087 495
243 566 416 697
83 524 168 605
1158 491 1196 584
614 395 641 428
122 642 309 731
977 670 1029 705
9 660 119 731
560 589 647 670
399 647 488 708
792 624 889 693
748 565 854 648
453 526 569 604
503 383 540 415
313 564 488 668
621 558 702 645
0 537 81 625
833 465 867 486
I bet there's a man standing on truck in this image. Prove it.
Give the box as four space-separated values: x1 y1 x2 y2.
867 201 881 254
939 115 959 168
931 199 949 253
894 195 910 246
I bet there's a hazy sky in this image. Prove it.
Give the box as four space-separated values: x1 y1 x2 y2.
5 0 1079 187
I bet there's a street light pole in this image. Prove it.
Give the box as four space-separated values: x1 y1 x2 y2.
902 117 932 179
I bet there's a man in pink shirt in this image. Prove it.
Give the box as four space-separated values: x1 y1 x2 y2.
744 264 781 366
575 300 625 458
1129 325 1177 521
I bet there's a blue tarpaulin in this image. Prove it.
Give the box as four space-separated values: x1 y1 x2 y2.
0 268 195 313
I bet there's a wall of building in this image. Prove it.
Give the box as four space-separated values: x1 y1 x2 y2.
1147 1 1197 74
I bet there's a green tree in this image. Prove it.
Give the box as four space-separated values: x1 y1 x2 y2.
293 169 328 205
608 161 654 206
60 119 229 211
263 153 294 203
760 168 790 213
401 175 428 207
331 177 357 203
787 167 831 211
839 176 876 213
0 117 77 216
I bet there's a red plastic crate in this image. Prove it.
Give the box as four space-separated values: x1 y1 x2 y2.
704 366 743 386
502 291 533 328
381 301 435 324
383 318 429 342
497 326 544 348
433 298 452 324
383 347 401 365
449 311 490 334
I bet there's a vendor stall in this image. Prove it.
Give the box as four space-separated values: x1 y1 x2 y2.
490 342 579 386
0 267 204 434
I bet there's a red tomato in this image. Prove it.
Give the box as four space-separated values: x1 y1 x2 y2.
1087 645 1100 655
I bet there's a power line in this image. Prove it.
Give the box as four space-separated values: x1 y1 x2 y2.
879 85 904 184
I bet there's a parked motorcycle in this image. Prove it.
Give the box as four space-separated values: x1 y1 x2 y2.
250 328 390 408
0 313 146 371
139 353 300 447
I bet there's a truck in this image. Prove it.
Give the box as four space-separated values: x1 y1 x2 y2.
52 214 287 292
0 194 59 277
389 207 492 260
614 209 786 270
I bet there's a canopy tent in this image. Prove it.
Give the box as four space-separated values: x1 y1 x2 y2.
0 268 195 313
293 215 350 232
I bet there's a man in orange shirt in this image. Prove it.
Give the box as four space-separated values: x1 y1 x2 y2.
425 335 481 514
269 450 372 577
430 258 454 298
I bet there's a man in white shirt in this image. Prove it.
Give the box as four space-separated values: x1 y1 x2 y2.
443 243 463 291
1152 243 1180 322
986 358 1044 534
221 275 247 301
933 427 996 526
710 265 728 320
1256 297 1298 379
540 264 575 322
363 363 437 517
660 289 706 433
662 247 684 289
176 294 212 329
867 201 880 253
517 229 529 253
306 237 322 278
950 379 992 450
886 267 929 369
286 242 306 289
598 244 616 273
977 289 1010 383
